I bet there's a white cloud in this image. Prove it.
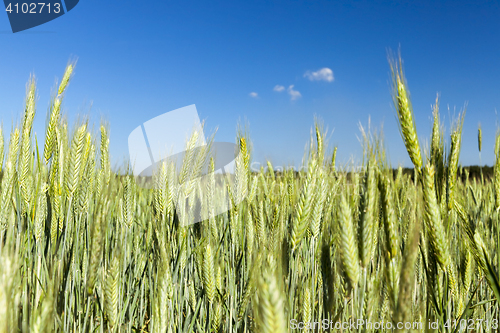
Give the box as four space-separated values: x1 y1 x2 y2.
287 85 301 101
273 85 285 92
304 67 334 82
249 92 259 98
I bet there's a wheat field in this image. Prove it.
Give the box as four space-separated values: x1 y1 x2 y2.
0 56 499 332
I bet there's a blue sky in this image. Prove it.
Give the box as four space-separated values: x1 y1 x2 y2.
1 0 500 170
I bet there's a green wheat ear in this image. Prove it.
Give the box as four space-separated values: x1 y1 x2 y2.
331 146 337 173
379 173 398 260
87 204 105 295
447 111 465 210
18 76 37 215
430 95 441 164
389 51 422 170
43 96 60 164
478 123 482 153
100 124 111 186
315 121 324 163
235 136 249 205
423 163 450 270
0 128 20 229
338 189 360 287
34 181 48 246
202 242 216 303
66 123 87 197
359 157 377 268
291 157 317 250
105 251 120 330
58 61 76 95
255 268 287 333
310 176 327 241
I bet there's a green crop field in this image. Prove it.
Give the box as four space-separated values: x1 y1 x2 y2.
0 56 499 332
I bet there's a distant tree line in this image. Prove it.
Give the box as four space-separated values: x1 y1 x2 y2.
394 165 493 182
264 165 495 183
